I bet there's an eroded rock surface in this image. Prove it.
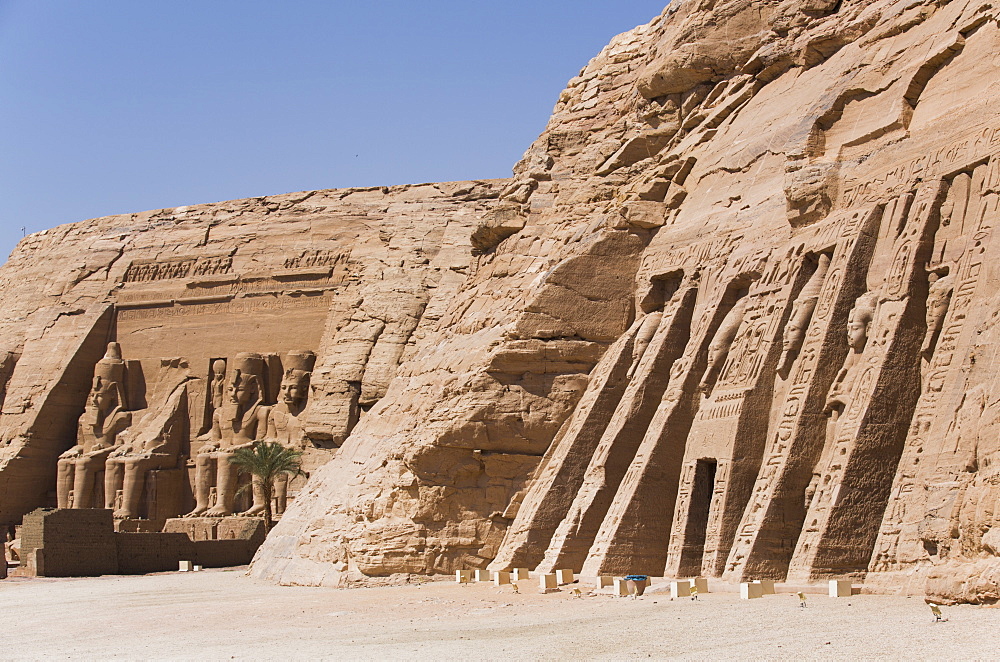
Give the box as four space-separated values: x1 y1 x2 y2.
4 0 1000 603
0 181 505 527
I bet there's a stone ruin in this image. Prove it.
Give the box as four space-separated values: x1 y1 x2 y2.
4 0 1000 603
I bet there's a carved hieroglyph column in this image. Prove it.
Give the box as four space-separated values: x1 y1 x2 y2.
786 181 945 581
722 207 882 582
870 160 1000 580
532 284 697 574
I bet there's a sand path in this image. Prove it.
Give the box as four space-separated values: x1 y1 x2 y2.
2 568 998 659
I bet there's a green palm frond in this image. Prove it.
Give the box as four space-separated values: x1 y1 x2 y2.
230 441 304 531
231 441 304 481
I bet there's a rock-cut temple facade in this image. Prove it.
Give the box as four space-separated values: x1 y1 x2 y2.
3 0 1000 603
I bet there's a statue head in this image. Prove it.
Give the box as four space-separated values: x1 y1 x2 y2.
211 359 226 380
227 353 263 408
782 302 808 352
847 293 877 352
90 342 126 412
782 253 830 354
279 350 316 409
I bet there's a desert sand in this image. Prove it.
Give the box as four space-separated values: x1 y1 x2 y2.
2 569 998 659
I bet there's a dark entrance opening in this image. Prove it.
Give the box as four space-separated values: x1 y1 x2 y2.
677 458 717 576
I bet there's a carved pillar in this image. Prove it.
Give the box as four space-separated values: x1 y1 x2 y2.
532 283 697 574
786 180 945 581
571 269 756 577
870 159 1000 580
723 207 881 581
487 319 639 571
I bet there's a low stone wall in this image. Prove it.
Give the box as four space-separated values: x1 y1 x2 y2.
14 508 265 577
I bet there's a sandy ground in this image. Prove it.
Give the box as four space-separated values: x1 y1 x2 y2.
2 568 999 660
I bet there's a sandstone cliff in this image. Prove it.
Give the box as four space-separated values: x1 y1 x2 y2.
247 0 1000 603
0 181 505 524
4 0 1000 604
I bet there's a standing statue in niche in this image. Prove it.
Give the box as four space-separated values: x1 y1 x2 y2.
209 359 227 412
56 343 132 509
243 350 316 517
807 292 878 502
698 296 749 393
185 353 269 517
626 311 663 379
921 268 954 371
825 292 877 416
778 254 831 375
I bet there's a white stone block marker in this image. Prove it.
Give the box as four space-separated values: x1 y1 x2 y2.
539 573 558 591
671 580 691 598
692 577 709 593
493 571 511 586
740 582 764 599
753 579 775 595
829 579 853 597
596 575 614 588
456 569 473 583
193 565 203 572
613 578 630 596
555 568 574 585
179 561 193 572
512 568 530 581
474 569 491 582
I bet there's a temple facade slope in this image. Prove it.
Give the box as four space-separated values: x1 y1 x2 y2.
4 0 1000 603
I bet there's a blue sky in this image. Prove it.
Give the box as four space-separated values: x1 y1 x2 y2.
0 1 667 260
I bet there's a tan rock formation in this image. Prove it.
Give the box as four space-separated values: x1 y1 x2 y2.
0 181 505 527
3 0 1000 604
250 0 1000 599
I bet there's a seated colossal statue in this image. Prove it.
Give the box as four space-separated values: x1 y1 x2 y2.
243 350 316 517
56 343 132 509
185 353 269 517
104 376 189 519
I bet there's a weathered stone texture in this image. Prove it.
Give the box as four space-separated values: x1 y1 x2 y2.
0 181 505 525
4 0 1000 603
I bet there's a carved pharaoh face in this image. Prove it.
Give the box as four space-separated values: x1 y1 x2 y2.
228 371 257 407
90 375 116 411
782 305 805 352
279 371 309 408
846 315 869 352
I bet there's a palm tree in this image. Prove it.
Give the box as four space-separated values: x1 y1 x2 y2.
230 441 303 531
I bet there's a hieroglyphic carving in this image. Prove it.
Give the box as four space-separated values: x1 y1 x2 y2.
871 159 1000 573
123 255 233 283
283 249 349 270
116 293 331 321
842 122 1000 208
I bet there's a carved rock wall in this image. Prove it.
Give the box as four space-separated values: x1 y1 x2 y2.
4 0 1000 604
248 0 1000 601
0 181 505 524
